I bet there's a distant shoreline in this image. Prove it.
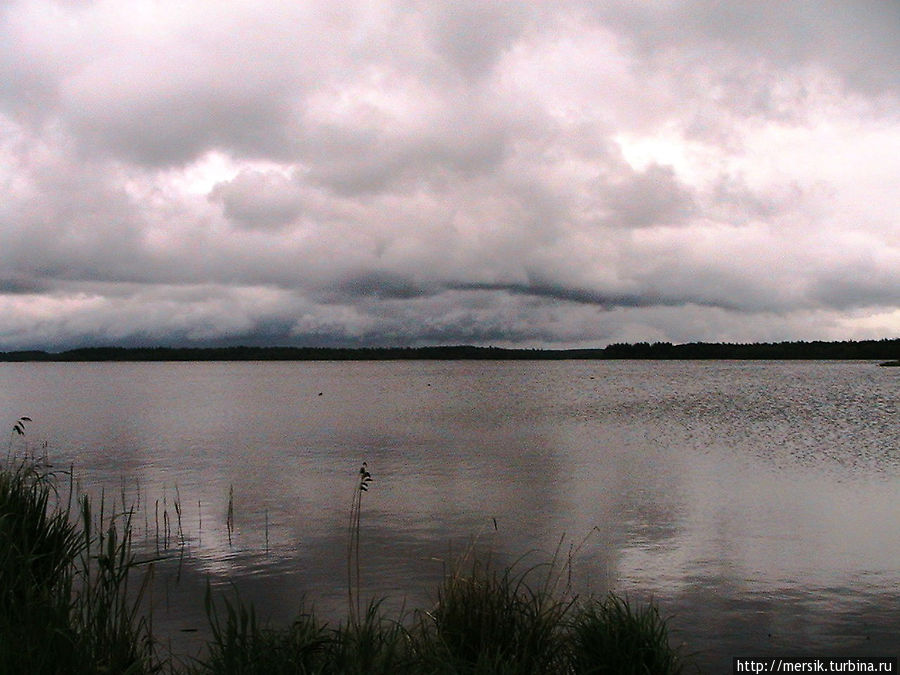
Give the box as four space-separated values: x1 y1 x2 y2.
0 339 897 362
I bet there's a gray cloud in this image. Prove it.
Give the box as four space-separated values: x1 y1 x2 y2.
335 271 432 301
597 164 696 228
210 170 306 230
0 0 897 350
593 1 900 95
449 281 654 311
810 269 900 312
425 1 534 80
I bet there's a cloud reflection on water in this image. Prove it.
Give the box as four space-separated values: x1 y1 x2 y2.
0 360 896 671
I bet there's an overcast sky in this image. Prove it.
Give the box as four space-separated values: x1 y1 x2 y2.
1 1 898 350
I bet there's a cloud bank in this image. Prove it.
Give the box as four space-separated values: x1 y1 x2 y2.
1 0 898 349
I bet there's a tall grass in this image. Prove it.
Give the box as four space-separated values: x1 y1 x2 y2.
73 494 158 671
568 592 684 674
195 552 686 674
0 458 159 674
198 585 330 674
416 555 574 673
0 460 82 671
3 453 688 673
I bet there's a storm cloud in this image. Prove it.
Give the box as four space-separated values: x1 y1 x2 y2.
0 0 897 349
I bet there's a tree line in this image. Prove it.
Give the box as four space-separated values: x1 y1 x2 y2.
0 338 897 361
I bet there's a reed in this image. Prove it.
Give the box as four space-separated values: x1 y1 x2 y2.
568 592 685 674
5 450 689 673
226 484 234 546
73 493 158 672
5 415 31 463
347 461 372 625
0 457 159 673
193 549 687 674
331 598 412 674
414 553 574 673
198 585 330 674
174 484 185 547
0 459 81 671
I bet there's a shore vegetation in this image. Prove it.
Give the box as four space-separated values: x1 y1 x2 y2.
0 337 897 362
2 449 687 674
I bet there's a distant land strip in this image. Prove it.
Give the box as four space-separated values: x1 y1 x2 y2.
0 339 898 362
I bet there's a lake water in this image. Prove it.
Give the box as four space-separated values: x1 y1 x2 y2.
1 360 897 671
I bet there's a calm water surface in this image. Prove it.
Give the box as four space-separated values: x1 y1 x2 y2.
1 360 897 671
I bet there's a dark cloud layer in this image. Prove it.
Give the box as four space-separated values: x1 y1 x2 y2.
0 1 897 350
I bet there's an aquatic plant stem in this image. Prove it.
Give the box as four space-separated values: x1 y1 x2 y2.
226 484 234 547
347 461 372 626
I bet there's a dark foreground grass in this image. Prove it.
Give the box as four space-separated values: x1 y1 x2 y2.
0 460 158 674
195 559 686 675
2 459 687 674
